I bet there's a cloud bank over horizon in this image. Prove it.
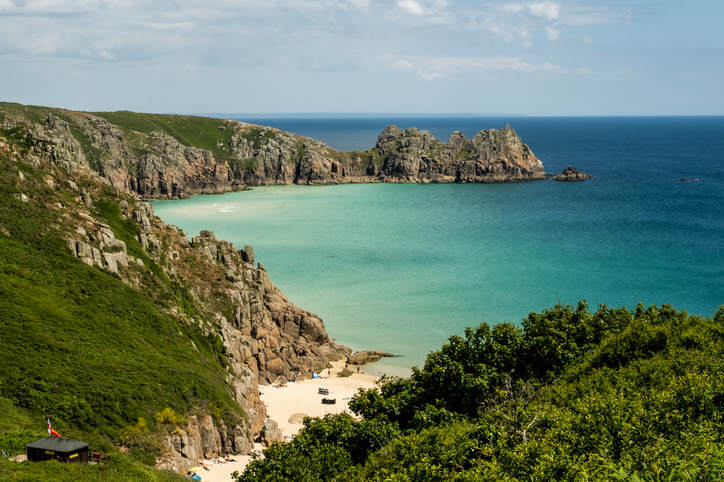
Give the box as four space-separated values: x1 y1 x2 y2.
0 0 722 115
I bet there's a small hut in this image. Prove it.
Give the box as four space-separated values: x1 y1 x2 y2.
25 436 89 463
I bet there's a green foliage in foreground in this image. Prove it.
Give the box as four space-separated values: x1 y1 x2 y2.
0 454 186 482
238 302 724 481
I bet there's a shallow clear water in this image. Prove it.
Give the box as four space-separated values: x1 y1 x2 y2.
153 117 724 376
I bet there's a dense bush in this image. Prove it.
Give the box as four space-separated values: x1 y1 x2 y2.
238 303 724 481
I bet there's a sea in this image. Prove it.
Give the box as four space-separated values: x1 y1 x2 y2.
152 116 724 377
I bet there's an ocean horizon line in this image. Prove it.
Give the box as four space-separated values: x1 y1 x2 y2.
192 113 724 119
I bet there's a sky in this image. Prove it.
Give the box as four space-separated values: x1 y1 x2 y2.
0 0 722 115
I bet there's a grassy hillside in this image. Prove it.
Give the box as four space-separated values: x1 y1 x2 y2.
91 110 238 160
0 118 243 478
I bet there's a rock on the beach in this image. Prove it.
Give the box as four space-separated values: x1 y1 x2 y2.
288 413 308 424
260 419 283 447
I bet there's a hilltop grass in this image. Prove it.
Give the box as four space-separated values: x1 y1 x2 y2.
92 111 236 160
0 102 62 126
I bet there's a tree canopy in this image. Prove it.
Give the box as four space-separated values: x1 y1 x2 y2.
236 302 724 481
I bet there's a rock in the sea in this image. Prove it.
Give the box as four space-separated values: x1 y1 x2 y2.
348 350 397 365
553 166 592 182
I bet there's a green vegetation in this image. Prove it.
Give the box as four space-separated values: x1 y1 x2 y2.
237 302 724 481
92 110 236 160
0 454 186 481
237 127 276 150
454 144 476 160
0 102 61 125
0 120 243 479
369 148 389 166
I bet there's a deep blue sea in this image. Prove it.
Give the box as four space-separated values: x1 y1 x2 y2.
153 117 724 376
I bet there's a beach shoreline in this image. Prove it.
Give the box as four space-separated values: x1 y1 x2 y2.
198 359 379 481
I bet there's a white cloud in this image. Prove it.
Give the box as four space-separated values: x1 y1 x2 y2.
138 22 195 31
497 4 525 15
521 27 532 47
405 56 567 75
545 26 559 41
395 59 414 70
417 70 442 80
527 2 560 20
398 0 425 16
0 0 705 115
557 7 622 27
479 2 633 47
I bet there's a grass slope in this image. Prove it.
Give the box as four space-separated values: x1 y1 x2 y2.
0 123 241 478
92 111 237 160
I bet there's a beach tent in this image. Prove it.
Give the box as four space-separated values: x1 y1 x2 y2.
25 436 89 463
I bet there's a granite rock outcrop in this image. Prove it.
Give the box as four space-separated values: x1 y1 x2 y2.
1 108 352 472
347 350 398 365
63 200 350 471
370 124 548 184
3 110 549 199
553 166 593 182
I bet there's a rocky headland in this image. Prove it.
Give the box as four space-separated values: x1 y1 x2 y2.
0 103 552 473
0 104 363 473
1 106 549 200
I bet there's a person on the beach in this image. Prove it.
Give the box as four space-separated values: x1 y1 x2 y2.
357 366 360 373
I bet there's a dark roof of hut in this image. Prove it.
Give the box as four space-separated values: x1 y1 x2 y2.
25 436 89 452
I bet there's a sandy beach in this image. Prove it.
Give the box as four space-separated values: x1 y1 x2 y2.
198 360 379 482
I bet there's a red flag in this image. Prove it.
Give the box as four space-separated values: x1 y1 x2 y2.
47 417 61 437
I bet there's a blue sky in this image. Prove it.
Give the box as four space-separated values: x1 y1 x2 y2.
0 0 721 115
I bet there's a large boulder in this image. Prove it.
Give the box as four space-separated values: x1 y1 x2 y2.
260 419 283 447
288 413 308 424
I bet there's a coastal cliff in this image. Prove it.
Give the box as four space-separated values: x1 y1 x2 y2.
0 103 351 474
1 103 548 201
0 101 547 472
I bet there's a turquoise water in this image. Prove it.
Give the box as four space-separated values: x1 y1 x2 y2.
153 117 724 376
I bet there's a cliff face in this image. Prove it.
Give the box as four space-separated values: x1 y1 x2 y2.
63 194 349 471
2 107 548 201
0 105 350 473
369 124 547 184
0 103 547 470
